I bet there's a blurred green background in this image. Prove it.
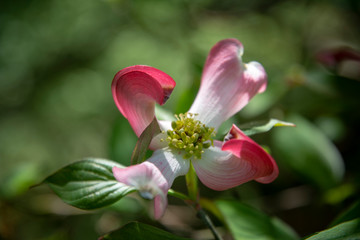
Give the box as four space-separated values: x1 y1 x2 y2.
1 0 360 239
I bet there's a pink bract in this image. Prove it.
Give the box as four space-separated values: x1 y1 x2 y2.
112 39 278 219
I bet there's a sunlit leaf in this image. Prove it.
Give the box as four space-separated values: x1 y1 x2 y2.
305 218 360 240
100 222 191 240
131 118 161 165
241 118 295 136
272 114 344 190
44 158 135 209
216 200 299 240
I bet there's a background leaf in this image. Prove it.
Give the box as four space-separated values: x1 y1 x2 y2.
100 222 191 240
216 200 299 240
45 158 135 209
305 218 360 240
272 114 345 190
241 118 295 136
330 200 360 227
109 117 138 166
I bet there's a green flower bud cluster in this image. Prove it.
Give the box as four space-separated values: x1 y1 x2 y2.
164 113 215 159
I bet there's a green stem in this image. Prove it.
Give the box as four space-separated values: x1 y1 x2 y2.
197 208 223 240
167 189 191 201
185 162 198 202
183 163 222 239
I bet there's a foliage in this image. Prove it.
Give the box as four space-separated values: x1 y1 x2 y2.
131 118 161 165
100 222 192 240
44 159 135 209
305 218 360 240
1 0 360 239
216 200 299 240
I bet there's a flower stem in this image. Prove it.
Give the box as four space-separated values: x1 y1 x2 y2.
197 208 223 240
167 189 191 201
185 164 222 240
185 163 198 202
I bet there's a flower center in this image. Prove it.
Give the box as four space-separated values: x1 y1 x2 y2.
164 113 215 159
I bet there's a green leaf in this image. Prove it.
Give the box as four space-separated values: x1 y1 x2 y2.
100 222 192 240
330 200 360 227
216 200 299 240
305 218 360 240
131 118 161 165
272 114 344 190
241 118 295 136
44 158 135 209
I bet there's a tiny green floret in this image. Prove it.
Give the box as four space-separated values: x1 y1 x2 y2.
164 113 216 159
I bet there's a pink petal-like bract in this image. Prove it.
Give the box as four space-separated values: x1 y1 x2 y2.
112 148 189 219
112 65 176 137
189 39 267 129
192 125 278 191
113 162 168 219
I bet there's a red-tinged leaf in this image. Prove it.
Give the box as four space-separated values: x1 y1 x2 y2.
131 118 161 165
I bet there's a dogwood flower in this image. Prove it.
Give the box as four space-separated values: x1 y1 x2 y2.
112 39 278 219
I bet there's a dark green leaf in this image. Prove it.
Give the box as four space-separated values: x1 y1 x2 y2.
305 218 360 240
45 158 135 209
241 118 295 136
100 222 192 240
216 200 299 240
272 114 344 190
330 200 360 227
131 117 161 165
